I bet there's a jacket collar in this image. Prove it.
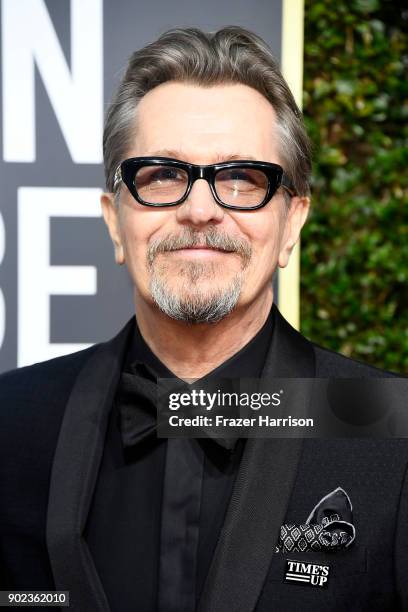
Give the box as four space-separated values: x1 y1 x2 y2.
198 305 315 612
46 304 315 612
46 317 135 612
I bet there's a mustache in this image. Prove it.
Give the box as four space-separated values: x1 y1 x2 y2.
147 226 252 266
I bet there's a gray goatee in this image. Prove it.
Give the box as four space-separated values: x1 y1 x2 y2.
147 226 252 324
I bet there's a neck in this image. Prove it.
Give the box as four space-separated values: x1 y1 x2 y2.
133 288 274 379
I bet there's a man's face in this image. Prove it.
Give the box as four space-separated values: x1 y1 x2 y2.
102 82 309 323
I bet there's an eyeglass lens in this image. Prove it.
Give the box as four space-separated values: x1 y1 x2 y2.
134 164 269 207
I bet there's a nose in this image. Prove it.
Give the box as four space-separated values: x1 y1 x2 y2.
175 178 224 227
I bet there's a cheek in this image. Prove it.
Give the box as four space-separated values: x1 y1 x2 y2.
251 240 281 281
119 208 174 268
117 214 148 274
241 211 284 265
121 222 144 256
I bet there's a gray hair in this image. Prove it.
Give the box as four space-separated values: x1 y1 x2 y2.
103 26 312 196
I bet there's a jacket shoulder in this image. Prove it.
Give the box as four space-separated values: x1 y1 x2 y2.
0 344 103 444
312 342 398 377
0 345 103 505
0 344 100 400
0 315 134 430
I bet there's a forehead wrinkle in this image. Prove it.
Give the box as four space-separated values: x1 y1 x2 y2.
142 148 260 163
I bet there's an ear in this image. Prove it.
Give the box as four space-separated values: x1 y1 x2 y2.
278 196 310 269
101 192 125 265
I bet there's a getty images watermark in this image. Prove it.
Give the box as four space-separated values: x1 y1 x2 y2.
166 387 313 430
156 378 408 439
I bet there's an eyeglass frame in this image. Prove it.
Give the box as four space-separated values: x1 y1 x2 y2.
113 156 296 211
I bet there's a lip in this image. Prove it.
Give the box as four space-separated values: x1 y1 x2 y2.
168 247 232 257
177 246 223 250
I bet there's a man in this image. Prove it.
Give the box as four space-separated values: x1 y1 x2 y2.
0 26 407 612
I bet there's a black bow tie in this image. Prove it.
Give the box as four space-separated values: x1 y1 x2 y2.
117 361 237 451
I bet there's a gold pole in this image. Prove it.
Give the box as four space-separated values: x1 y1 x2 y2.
278 0 305 330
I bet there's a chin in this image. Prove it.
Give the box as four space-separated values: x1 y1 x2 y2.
149 274 243 325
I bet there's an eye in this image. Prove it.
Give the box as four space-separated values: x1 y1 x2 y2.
134 164 189 202
137 166 185 185
218 169 256 184
153 167 184 182
215 168 268 191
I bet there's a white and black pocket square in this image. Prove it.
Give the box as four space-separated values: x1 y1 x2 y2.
276 487 356 553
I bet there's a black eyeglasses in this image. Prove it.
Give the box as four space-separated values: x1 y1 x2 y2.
113 157 296 210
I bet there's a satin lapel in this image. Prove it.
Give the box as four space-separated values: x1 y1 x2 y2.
46 318 135 612
198 305 316 612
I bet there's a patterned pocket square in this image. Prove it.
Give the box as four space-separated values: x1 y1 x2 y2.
276 487 356 553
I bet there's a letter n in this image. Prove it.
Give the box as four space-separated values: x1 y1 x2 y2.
1 0 102 162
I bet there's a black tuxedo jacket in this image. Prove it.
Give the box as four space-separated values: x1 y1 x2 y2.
1 306 407 612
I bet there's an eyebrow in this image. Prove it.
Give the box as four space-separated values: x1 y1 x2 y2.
143 148 259 163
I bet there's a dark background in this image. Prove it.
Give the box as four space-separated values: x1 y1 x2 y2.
0 0 282 373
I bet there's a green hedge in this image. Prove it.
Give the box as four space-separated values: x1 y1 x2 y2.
301 0 407 373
